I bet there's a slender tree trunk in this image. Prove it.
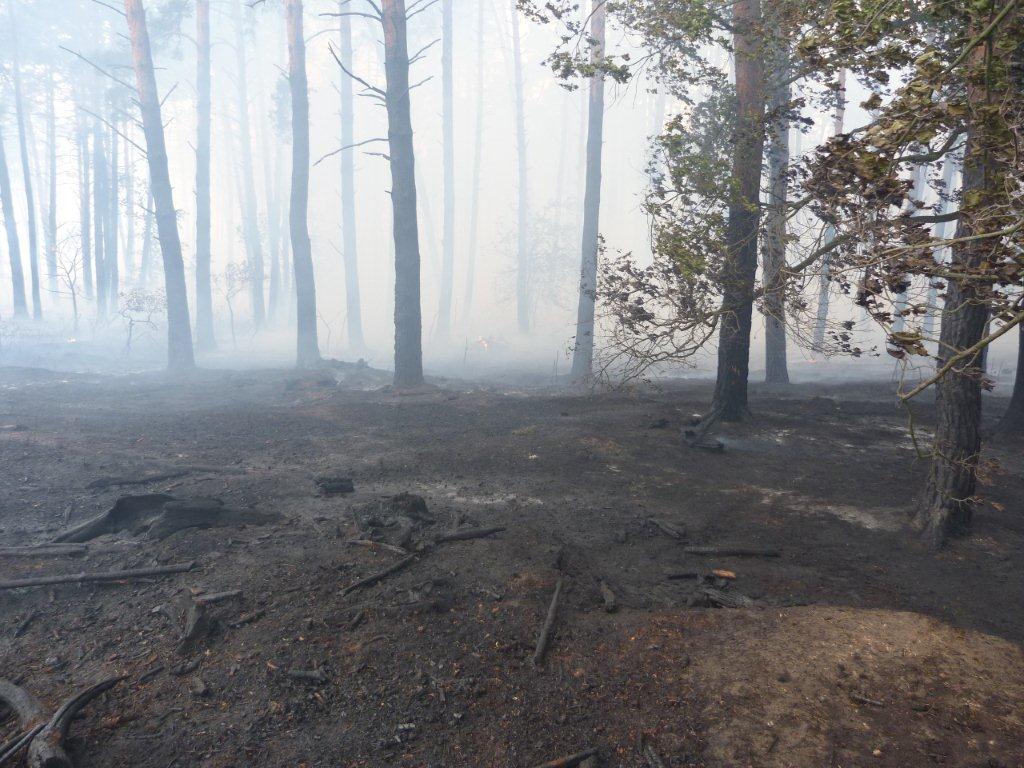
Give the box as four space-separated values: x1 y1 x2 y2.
383 0 424 387
45 73 58 294
510 1 530 332
812 71 847 350
462 0 485 322
195 0 215 352
124 131 135 281
569 0 606 383
286 0 320 368
9 4 42 320
76 112 93 300
338 4 364 348
139 187 153 287
710 0 767 421
107 118 120 311
0 122 27 317
892 162 928 335
93 116 108 317
267 140 283 320
762 47 790 385
125 0 195 370
232 0 267 327
436 0 455 338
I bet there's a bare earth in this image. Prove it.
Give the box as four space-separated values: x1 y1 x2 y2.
1 365 1022 768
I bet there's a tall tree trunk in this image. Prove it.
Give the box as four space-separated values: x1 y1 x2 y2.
383 0 424 387
710 0 767 420
125 0 195 370
338 4 364 348
914 34 1005 547
462 0 485 322
233 0 266 326
9 3 42 320
124 131 135 281
892 162 928 334
195 0 216 351
93 116 108 317
45 73 58 294
76 112 93 300
286 0 320 367
812 71 847 350
436 0 455 338
107 118 120 311
762 46 790 385
267 140 283 320
139 187 153 287
0 122 27 316
569 0 606 383
510 1 530 333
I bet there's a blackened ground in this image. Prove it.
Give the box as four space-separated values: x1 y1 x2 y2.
1 366 1022 768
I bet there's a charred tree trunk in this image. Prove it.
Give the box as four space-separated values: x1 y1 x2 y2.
338 4 364 348
762 47 790 385
383 0 424 387
437 0 455 338
286 0 320 367
710 0 767 421
812 70 847 350
0 122 28 316
125 0 195 369
462 0 485 321
77 112 93 300
914 40 1002 547
9 7 42 320
195 0 216 352
233 0 266 327
511 1 530 333
45 73 58 294
569 0 606 383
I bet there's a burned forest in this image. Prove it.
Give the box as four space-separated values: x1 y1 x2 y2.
2 1 1024 766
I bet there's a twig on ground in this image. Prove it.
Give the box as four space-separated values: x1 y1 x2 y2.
532 579 564 666
0 562 195 591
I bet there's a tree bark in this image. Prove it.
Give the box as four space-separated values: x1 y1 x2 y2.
511 1 530 333
195 0 216 352
383 0 424 387
233 0 267 327
462 0 485 321
125 0 195 370
338 4 365 348
286 0 320 368
812 70 847 350
914 39 1000 547
762 45 790 385
710 0 766 421
569 0 606 383
0 121 28 316
437 0 455 338
9 4 42 320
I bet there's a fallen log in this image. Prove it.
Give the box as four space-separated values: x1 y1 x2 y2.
193 590 242 606
0 676 124 768
0 544 88 557
532 748 598 768
684 546 780 558
342 554 417 596
532 579 564 666
434 526 506 543
346 539 409 555
0 561 195 591
87 470 189 490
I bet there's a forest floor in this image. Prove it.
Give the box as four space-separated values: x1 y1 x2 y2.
1 363 1023 768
